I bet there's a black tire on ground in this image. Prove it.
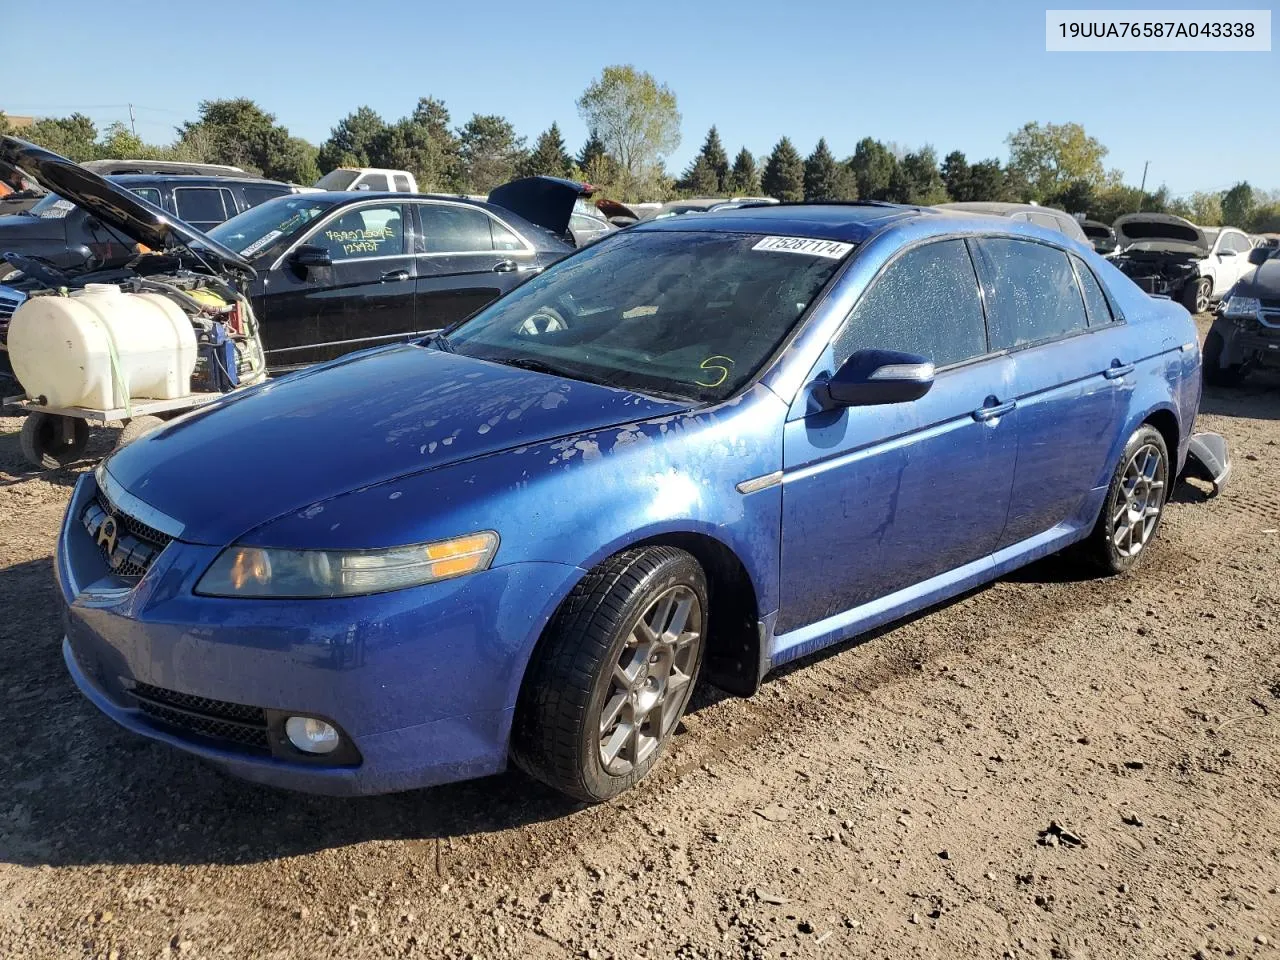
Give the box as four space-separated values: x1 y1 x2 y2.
1202 329 1247 387
1182 277 1211 315
116 415 166 448
512 546 708 803
19 412 89 469
1076 424 1169 576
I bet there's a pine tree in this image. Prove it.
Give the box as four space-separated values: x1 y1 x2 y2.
803 138 855 201
698 126 730 192
727 147 759 195
761 137 805 202
577 130 608 171
524 122 573 178
678 154 719 195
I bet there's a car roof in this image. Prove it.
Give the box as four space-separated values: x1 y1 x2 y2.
109 173 290 188
634 202 936 243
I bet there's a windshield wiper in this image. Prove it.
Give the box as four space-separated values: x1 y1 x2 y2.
499 356 568 377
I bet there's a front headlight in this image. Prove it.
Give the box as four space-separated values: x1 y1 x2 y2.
195 532 499 598
1223 295 1261 320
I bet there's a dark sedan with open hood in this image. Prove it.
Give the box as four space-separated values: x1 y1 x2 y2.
1204 245 1280 386
0 136 587 372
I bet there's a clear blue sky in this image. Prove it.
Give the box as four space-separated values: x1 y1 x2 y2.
2 0 1275 195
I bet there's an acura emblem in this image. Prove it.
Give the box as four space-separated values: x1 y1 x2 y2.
96 515 120 556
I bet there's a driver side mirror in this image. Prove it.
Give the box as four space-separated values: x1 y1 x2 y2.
818 349 935 409
1248 247 1270 266
1218 248 1237 257
291 244 333 269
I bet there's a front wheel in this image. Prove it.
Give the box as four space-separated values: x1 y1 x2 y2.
1183 277 1212 315
1078 425 1169 575
512 546 708 802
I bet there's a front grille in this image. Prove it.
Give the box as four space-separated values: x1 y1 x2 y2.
0 288 24 344
81 490 174 579
130 682 270 752
1262 298 1280 311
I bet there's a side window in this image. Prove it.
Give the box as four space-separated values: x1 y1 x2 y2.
356 173 390 192
242 185 291 208
832 239 988 369
975 238 1089 349
220 189 239 219
418 204 496 253
489 216 525 251
174 188 230 229
392 174 412 192
129 187 162 206
1072 256 1114 326
1224 232 1251 254
310 205 406 260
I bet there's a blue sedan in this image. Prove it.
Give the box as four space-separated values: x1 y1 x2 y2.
57 203 1227 801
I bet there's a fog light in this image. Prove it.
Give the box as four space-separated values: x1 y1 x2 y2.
285 716 340 754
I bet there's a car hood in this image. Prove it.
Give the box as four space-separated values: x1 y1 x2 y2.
0 136 256 278
487 176 589 244
102 344 689 545
1114 213 1209 255
1233 257 1280 300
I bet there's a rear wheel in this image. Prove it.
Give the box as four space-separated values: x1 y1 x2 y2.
19 412 88 469
1202 329 1247 387
512 546 707 802
1077 425 1169 575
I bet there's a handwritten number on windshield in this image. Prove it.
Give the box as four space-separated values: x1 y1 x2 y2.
696 356 734 388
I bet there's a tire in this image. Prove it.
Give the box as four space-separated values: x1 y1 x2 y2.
116 415 166 448
512 546 708 802
19 412 88 469
1202 329 1246 387
1182 277 1211 315
1077 424 1169 575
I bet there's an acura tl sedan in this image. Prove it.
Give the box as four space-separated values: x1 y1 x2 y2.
58 203 1228 802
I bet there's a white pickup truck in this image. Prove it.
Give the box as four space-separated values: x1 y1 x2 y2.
314 167 419 193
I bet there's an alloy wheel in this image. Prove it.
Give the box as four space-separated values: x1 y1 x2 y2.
1111 442 1167 558
1195 280 1211 314
598 584 703 776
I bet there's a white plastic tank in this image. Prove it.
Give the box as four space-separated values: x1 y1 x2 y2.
7 284 197 409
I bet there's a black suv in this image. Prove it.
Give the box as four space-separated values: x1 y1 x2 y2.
0 173 295 275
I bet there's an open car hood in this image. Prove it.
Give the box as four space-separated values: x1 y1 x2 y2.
487 176 590 244
1114 213 1209 255
0 136 256 278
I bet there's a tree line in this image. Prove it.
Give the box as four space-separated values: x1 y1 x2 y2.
2 63 1277 233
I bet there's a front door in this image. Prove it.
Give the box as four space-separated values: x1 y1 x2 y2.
260 202 416 369
411 201 537 332
778 238 1018 638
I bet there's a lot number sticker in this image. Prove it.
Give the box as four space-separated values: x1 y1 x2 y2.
752 236 853 259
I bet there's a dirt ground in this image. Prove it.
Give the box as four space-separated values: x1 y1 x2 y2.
0 315 1275 960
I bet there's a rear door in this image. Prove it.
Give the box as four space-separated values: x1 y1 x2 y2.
259 201 416 368
778 238 1017 637
172 185 239 231
971 238 1130 550
411 201 536 332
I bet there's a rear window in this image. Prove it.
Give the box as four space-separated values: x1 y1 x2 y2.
418 204 495 253
315 169 360 191
1072 256 1114 326
174 187 231 228
241 184 291 208
975 239 1088 349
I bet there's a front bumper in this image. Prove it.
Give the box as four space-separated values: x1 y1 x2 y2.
1183 431 1231 496
57 474 582 796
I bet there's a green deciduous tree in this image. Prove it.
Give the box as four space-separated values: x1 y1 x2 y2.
1005 121 1109 202
522 122 573 179
803 138 856 201
848 137 897 201
23 113 99 161
762 137 805 201
457 114 526 194
726 147 759 196
1221 181 1254 228
175 99 318 183
968 160 1009 201
577 65 680 197
888 146 947 205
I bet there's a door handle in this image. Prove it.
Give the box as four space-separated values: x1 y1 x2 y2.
1104 360 1135 380
493 259 517 273
379 269 410 283
973 398 1016 422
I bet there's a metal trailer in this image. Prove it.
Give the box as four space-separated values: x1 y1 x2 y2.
3 391 223 469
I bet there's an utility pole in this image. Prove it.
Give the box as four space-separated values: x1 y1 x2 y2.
1137 160 1149 211
128 103 137 137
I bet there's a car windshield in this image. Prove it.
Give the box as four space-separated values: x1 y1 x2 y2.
314 169 361 191
207 195 337 258
446 230 849 402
